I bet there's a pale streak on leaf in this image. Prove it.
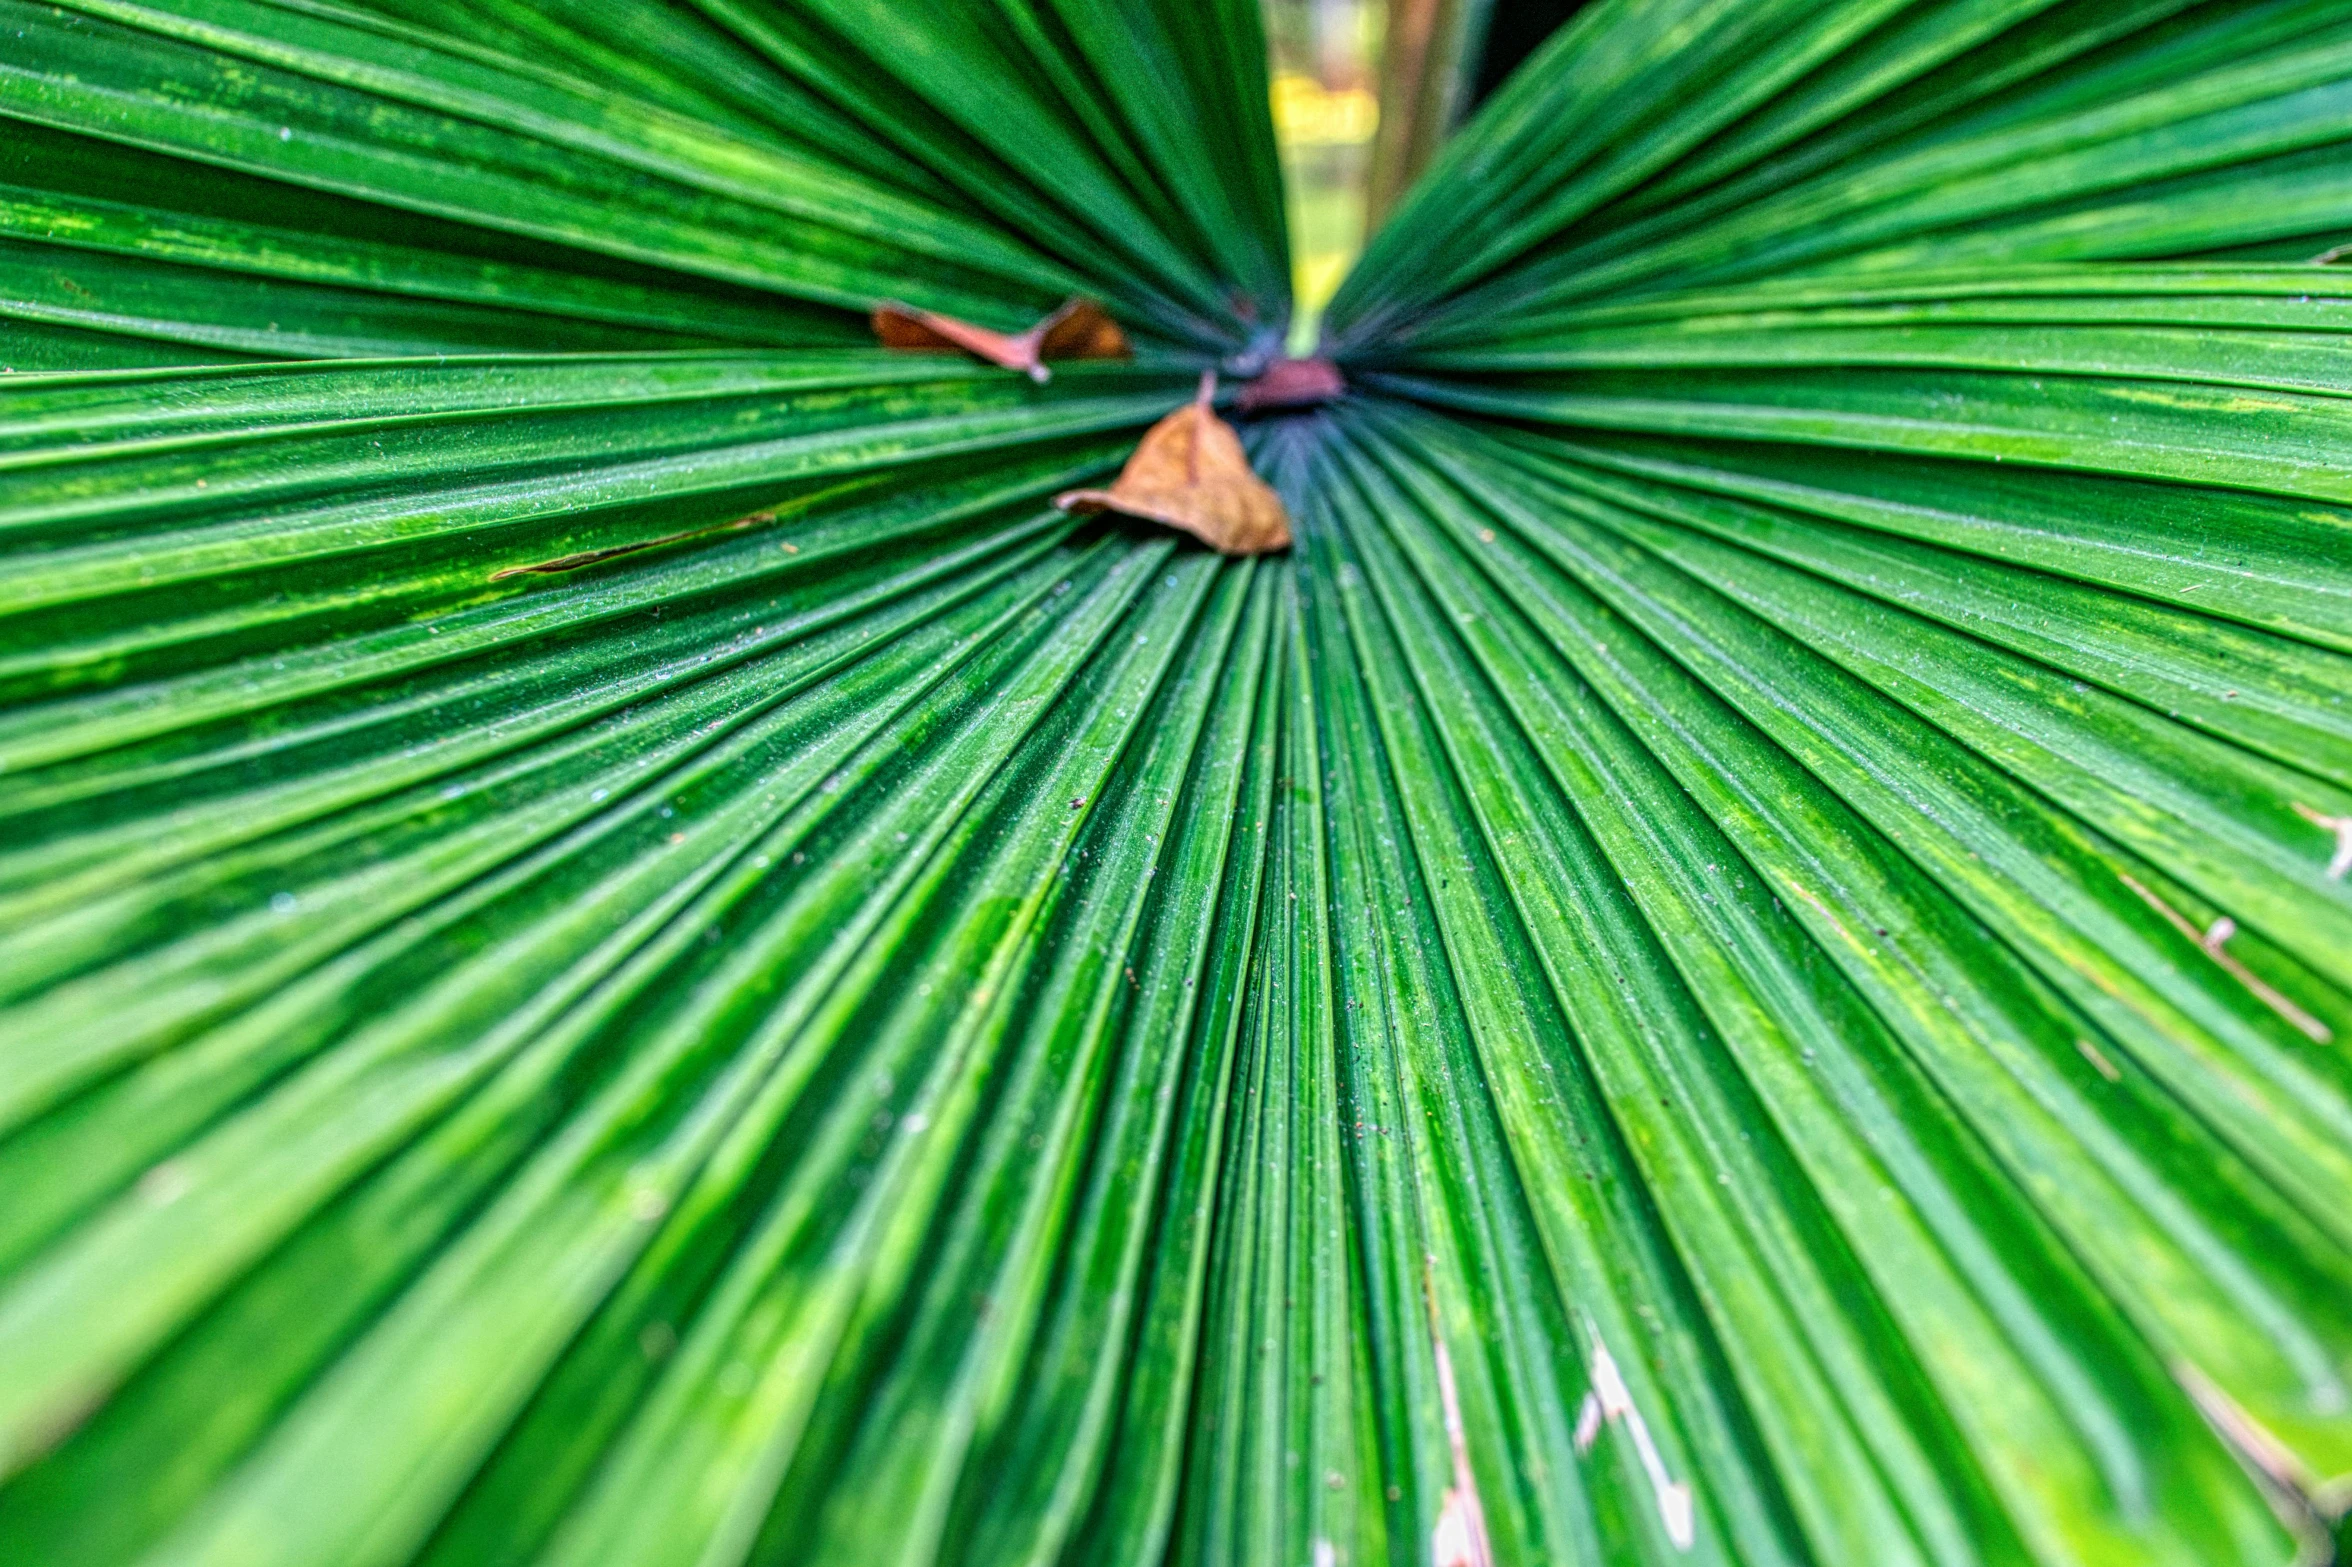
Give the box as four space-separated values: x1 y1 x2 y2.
2075 1038 2123 1082
1422 1261 1493 1567
2290 802 2352 881
1573 1321 1696 1550
487 479 876 580
488 512 774 581
2173 1358 2329 1512
2116 872 2332 1043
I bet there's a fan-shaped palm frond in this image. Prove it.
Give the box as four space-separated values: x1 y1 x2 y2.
2 2 2349 1565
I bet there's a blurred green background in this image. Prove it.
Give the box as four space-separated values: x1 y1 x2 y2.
1262 0 1582 348
1262 0 1384 349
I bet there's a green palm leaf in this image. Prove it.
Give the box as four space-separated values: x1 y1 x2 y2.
2 2 2349 1564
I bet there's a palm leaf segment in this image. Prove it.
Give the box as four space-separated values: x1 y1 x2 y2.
2 2 2350 1564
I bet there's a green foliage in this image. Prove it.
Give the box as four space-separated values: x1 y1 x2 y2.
1 2 2349 1565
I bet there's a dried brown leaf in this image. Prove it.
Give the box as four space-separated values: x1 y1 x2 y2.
1239 356 1346 411
871 304 1037 379
1055 373 1291 556
1033 297 1130 362
871 296 1130 383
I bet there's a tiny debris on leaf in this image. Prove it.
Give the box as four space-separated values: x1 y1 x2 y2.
1054 372 1291 555
2116 870 2332 1042
870 296 1130 383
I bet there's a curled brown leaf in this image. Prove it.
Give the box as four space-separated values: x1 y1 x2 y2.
1033 298 1129 362
1055 372 1291 556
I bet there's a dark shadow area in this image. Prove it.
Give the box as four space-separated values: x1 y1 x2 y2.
1467 0 1591 110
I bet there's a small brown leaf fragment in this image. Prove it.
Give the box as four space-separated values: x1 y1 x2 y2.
1033 297 1130 363
871 295 1129 383
1239 356 1346 412
1055 372 1291 555
872 303 1045 382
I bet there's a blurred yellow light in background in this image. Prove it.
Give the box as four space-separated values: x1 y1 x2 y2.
1271 72 1380 146
1264 1 1382 351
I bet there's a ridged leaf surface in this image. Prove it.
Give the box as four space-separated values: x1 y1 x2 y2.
2 2 2349 1564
